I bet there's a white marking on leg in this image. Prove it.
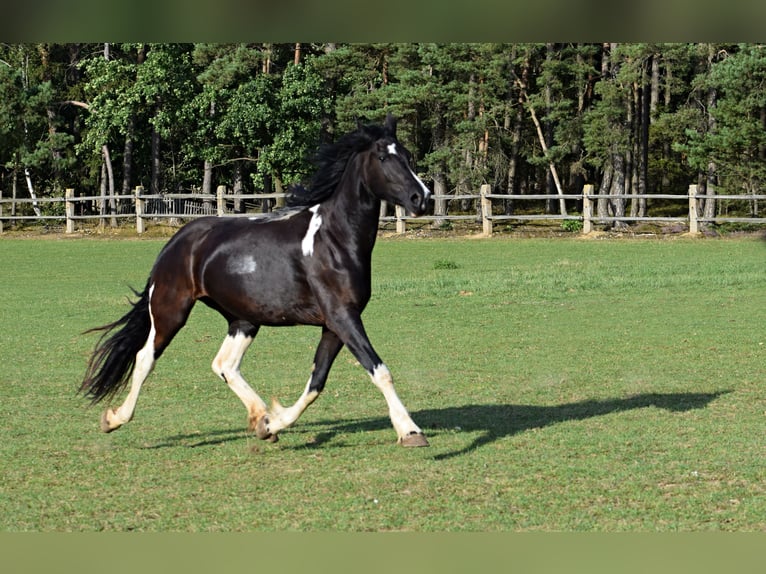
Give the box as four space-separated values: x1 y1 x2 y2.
212 332 267 419
370 363 422 440
301 204 322 256
104 284 157 430
266 374 319 434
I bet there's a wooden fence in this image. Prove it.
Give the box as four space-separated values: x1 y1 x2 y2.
2 183 766 235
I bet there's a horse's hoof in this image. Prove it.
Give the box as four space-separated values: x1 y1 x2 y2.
400 432 429 447
100 409 119 433
255 416 279 443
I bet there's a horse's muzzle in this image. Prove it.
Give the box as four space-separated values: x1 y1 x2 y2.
408 193 428 217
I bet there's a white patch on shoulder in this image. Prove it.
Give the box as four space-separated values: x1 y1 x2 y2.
387 143 398 155
301 204 322 256
228 254 257 275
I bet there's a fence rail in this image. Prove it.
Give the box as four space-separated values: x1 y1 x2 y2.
2 183 766 235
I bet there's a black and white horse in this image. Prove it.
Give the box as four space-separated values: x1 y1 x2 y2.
81 114 431 447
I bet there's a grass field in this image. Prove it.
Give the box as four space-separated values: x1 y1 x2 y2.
0 233 764 531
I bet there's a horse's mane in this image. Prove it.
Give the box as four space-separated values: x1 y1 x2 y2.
287 122 388 207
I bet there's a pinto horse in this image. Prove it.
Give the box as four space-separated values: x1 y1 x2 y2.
80 114 431 447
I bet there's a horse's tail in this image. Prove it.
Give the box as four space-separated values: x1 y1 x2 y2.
80 282 152 404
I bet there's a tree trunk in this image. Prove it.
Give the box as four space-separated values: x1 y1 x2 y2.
23 167 42 217
504 47 525 214
504 102 523 214
12 168 18 217
523 99 567 216
233 161 244 213
202 159 214 211
431 108 449 226
99 160 107 229
610 151 627 228
513 53 567 216
102 144 117 226
633 62 649 218
151 122 161 195
433 171 448 226
202 99 215 211
122 115 135 198
597 164 613 220
702 85 718 223
121 45 144 202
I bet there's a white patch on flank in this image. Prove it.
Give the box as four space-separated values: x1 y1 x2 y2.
301 204 322 256
387 143 398 155
228 254 257 275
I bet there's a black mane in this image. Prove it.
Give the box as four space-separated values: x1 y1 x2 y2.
287 122 388 207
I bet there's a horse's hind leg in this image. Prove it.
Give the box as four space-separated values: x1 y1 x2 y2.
100 331 155 432
255 328 344 442
101 283 193 432
211 320 270 435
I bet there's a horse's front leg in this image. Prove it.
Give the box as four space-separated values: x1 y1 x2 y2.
328 311 429 447
255 327 343 442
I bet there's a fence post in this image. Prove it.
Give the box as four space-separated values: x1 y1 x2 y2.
582 184 593 234
480 184 492 236
0 187 3 233
688 184 699 234
395 204 406 234
216 185 226 216
135 186 146 234
65 188 75 233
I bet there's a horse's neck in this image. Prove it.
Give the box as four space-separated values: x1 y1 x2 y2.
321 174 380 257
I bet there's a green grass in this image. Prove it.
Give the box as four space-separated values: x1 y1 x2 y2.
1 235 765 531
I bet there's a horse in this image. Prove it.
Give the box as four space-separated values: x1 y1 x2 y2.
80 114 431 447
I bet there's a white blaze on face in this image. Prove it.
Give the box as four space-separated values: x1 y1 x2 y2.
387 143 431 200
301 204 322 256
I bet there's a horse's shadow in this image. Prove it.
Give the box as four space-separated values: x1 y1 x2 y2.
148 390 729 459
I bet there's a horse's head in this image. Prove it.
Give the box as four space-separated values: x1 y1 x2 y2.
361 114 431 217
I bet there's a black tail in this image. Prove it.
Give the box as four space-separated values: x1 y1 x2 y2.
80 283 152 404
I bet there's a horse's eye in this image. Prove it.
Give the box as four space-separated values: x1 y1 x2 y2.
378 155 386 162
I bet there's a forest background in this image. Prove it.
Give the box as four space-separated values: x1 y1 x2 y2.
1 43 765 223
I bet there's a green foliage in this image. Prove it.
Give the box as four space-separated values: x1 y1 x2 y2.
560 218 583 232
2 43 766 204
692 45 766 194
432 258 459 270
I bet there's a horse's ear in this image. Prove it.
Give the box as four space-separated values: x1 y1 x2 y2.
384 112 397 136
